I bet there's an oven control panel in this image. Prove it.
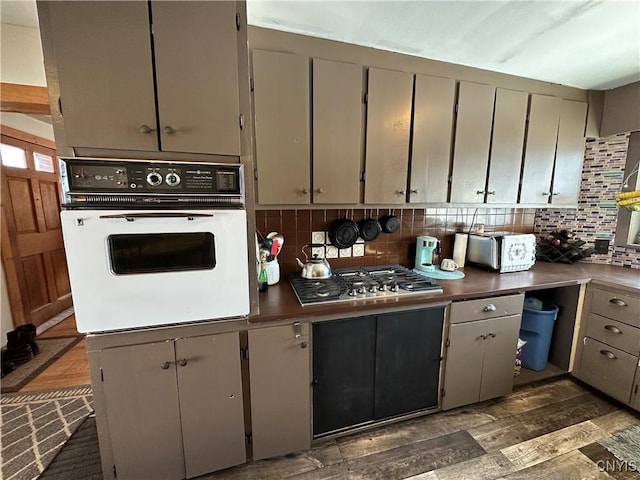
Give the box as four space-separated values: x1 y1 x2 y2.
63 159 242 195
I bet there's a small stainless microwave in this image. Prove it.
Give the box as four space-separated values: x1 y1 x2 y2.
466 233 536 273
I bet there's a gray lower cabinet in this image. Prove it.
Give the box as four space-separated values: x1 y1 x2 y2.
573 284 640 409
442 294 524 410
248 323 311 460
98 333 245 480
38 1 243 156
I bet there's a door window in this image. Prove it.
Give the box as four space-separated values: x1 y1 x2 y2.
108 233 216 274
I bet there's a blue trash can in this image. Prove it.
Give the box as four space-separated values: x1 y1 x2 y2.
519 301 559 371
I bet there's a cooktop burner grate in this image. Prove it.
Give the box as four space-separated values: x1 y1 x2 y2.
289 264 442 305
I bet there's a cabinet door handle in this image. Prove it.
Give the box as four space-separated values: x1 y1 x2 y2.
552 192 560 196
300 188 309 195
410 189 419 194
476 190 485 195
604 325 623 334
542 192 550 196
177 358 189 367
483 304 496 312
163 125 176 135
609 298 628 307
396 190 406 195
139 124 155 134
314 188 325 194
160 361 175 370
599 350 617 360
480 334 488 340
488 332 496 338
487 191 496 195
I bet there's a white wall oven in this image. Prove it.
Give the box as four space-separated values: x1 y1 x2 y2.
60 158 250 333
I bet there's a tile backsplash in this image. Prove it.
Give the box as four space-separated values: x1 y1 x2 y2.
256 208 536 275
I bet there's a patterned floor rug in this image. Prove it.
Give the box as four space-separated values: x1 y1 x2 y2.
1 337 84 394
0 385 93 480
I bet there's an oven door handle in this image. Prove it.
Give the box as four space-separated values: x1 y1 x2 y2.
99 213 214 222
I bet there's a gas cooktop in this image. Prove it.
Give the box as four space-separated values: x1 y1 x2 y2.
289 265 442 306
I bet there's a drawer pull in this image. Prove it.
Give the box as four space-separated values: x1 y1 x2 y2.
599 350 617 360
609 298 628 307
604 325 623 334
483 304 496 312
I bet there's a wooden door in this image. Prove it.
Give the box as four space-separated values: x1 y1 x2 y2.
253 50 310 204
551 100 588 206
450 81 496 203
312 58 363 204
100 342 185 480
1 129 71 327
478 315 521 402
152 1 241 156
441 320 486 410
374 308 444 419
176 333 246 477
631 365 640 411
520 94 562 204
409 74 456 203
249 323 311 460
364 67 413 204
41 1 158 151
486 88 528 203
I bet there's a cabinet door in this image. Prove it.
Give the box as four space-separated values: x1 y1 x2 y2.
409 75 456 203
152 2 240 156
44 1 158 151
442 321 487 410
312 59 363 203
175 333 245 478
100 342 185 480
550 100 588 205
249 323 311 460
486 89 528 203
478 315 521 402
520 94 562 204
374 308 444 419
312 316 376 436
253 50 310 204
364 67 413 204
450 81 496 203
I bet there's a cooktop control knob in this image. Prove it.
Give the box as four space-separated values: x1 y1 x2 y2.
165 172 181 187
390 283 399 293
368 286 377 294
378 284 388 292
348 288 357 297
147 172 162 186
357 286 367 295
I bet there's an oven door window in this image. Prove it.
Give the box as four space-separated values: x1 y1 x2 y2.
107 233 215 275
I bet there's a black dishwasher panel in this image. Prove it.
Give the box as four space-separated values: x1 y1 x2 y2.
312 316 376 436
374 307 444 420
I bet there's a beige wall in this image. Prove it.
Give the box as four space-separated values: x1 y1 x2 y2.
601 81 640 136
0 23 46 86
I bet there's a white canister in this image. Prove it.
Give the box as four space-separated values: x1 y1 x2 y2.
453 233 468 267
265 259 280 285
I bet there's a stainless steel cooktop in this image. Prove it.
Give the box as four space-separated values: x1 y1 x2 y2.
289 265 442 306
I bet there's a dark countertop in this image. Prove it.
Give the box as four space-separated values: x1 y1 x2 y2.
251 263 640 324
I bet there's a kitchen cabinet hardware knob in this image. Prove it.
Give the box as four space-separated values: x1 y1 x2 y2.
139 124 154 134
476 190 485 195
163 125 176 135
604 325 622 334
487 191 496 195
480 334 488 340
300 188 309 195
315 188 325 194
483 304 496 312
609 298 627 307
177 359 188 367
552 192 560 196
600 350 617 360
160 361 174 370
300 342 308 349
542 192 550 196
410 189 419 194
396 190 406 195
488 332 496 338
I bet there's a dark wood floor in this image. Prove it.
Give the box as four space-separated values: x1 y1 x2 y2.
208 377 640 480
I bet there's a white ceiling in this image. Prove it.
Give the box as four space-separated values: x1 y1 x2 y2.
2 0 639 90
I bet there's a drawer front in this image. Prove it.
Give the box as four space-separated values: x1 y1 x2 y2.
585 313 640 355
591 288 640 327
576 337 637 404
450 294 524 323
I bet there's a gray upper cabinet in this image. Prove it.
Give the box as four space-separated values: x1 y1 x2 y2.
550 100 588 205
364 67 413 204
450 81 496 203
253 50 310 204
520 94 562 204
486 88 528 204
40 1 242 156
312 59 363 204
409 74 456 203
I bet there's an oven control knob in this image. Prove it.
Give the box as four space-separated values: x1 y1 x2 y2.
147 172 163 186
357 286 367 295
165 173 181 187
390 284 399 293
378 284 388 292
348 288 357 297
368 286 377 294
